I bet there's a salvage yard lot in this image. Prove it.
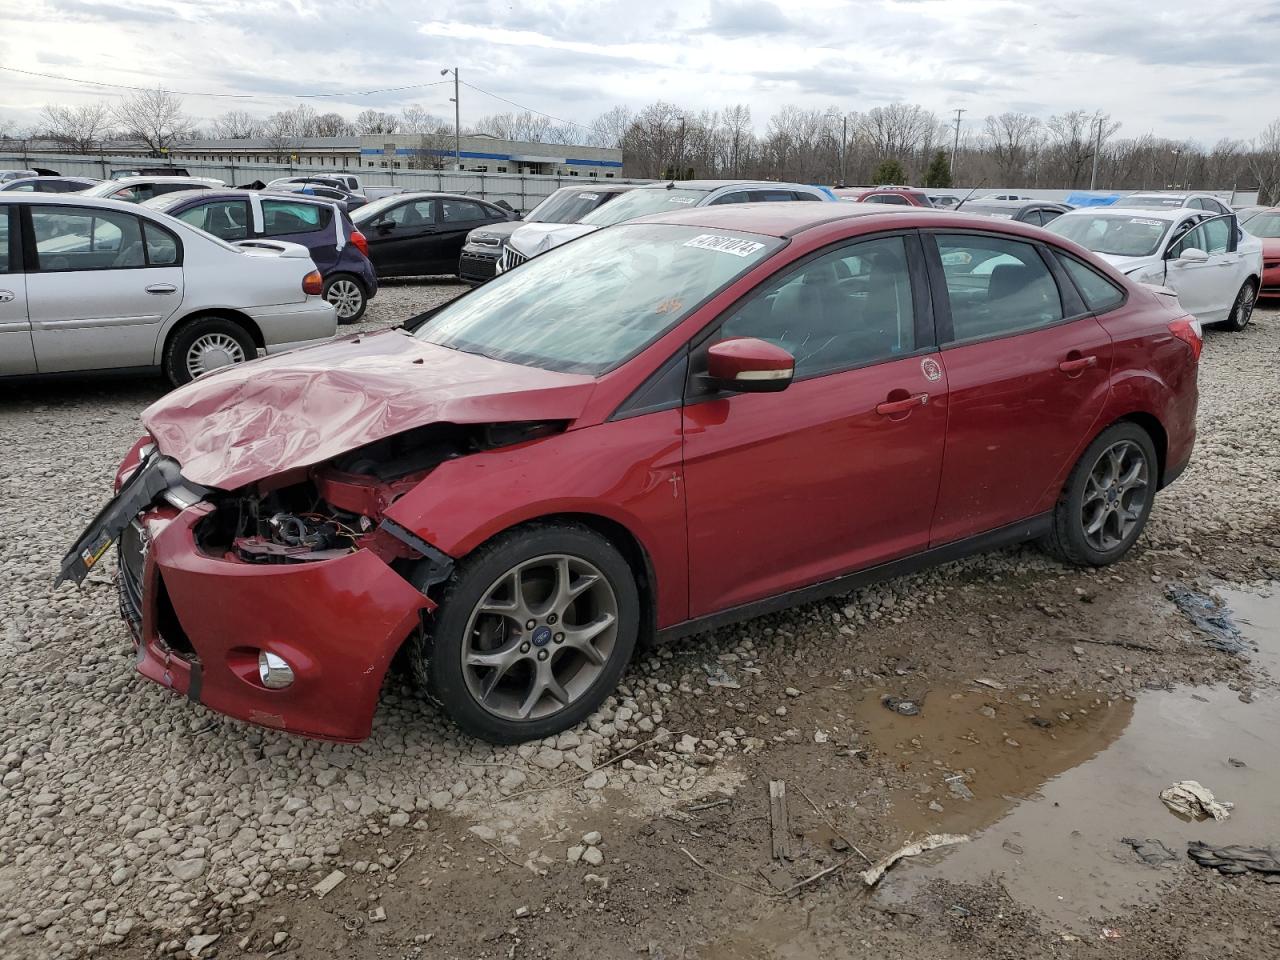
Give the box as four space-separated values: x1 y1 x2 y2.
1 287 1278 959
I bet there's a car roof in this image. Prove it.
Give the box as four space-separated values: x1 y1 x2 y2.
1060 205 1190 222
631 180 821 192
361 191 499 203
964 198 1064 210
0 191 179 213
150 188 342 206
629 201 964 238
548 183 634 194
100 176 223 185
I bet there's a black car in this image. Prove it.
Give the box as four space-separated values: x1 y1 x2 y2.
266 182 366 212
956 199 1071 226
351 192 517 279
458 184 635 284
0 176 98 193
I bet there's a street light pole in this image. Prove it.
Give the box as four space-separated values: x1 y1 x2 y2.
441 67 461 170
950 108 965 179
1088 112 1103 190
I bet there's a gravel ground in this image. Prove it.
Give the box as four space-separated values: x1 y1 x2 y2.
0 292 1277 959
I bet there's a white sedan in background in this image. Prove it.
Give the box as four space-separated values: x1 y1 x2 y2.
80 176 224 203
0 193 336 386
1046 206 1263 331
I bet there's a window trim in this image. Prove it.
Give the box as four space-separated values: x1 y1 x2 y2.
141 219 184 268
922 228 1085 349
0 205 15 275
22 204 183 274
683 228 938 405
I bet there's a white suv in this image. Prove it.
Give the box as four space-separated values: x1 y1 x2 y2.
1118 192 1235 216
0 194 336 385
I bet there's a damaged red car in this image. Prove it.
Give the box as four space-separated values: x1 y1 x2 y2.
59 203 1200 744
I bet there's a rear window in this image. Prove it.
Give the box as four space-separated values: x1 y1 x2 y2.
527 188 614 224
578 188 712 228
262 199 330 236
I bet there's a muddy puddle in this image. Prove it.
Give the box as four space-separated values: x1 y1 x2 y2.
874 581 1280 930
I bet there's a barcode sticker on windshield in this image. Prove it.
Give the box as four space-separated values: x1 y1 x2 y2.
667 197 696 204
577 193 599 200
684 234 766 257
1131 218 1163 226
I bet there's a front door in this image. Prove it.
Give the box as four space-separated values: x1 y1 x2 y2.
682 233 947 616
0 205 35 375
25 205 184 372
925 231 1113 545
1164 215 1239 324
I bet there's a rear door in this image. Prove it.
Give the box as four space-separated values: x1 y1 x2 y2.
0 204 35 375
260 198 336 272
433 199 498 272
172 197 251 243
24 205 184 372
925 230 1113 545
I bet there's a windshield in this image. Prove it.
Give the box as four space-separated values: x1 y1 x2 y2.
418 223 782 375
351 194 423 223
1118 196 1184 209
1243 212 1280 239
527 188 615 224
577 188 711 228
1046 213 1173 257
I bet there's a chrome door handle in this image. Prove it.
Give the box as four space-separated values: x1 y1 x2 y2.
145 283 177 294
0 290 14 303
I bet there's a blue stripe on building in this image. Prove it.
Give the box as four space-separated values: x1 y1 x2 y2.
359 147 623 168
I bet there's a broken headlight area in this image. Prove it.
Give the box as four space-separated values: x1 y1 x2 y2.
193 420 566 567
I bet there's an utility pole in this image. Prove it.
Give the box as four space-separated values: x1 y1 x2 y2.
1088 112 1103 190
441 67 461 169
676 116 686 179
950 108 965 178
841 114 848 186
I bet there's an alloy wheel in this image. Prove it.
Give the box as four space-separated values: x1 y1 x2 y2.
185 333 246 379
1081 439 1150 553
461 554 619 722
325 279 364 319
1236 282 1256 328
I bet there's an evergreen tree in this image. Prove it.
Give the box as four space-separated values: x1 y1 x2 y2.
871 158 908 185
924 150 952 187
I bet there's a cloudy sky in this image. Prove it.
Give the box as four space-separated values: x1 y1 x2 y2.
0 0 1276 143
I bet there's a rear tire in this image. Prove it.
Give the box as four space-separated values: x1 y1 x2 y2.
163 317 256 387
323 274 367 324
1216 278 1256 332
409 523 640 744
1040 423 1158 567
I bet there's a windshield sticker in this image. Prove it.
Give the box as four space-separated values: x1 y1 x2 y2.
667 197 696 204
683 234 766 257
1131 218 1163 226
577 193 599 200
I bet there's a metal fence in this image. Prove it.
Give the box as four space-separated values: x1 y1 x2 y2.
0 153 653 212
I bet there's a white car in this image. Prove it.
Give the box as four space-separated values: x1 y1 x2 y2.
1047 206 1262 330
80 176 225 204
0 193 336 385
501 180 832 270
1116 192 1235 216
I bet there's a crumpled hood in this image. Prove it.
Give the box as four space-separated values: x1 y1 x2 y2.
509 222 597 258
143 330 597 489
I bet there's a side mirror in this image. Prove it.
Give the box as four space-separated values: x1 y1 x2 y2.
706 337 795 393
1174 247 1209 264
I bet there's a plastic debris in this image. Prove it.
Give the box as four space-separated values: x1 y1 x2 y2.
1121 837 1178 866
311 869 346 898
1165 583 1253 655
1160 780 1233 821
1101 928 1123 940
858 833 968 886
1187 842 1280 881
882 695 920 716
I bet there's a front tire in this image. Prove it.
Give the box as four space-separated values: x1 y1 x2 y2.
1041 423 1157 567
410 523 640 744
163 317 256 387
323 274 367 324
1217 279 1257 332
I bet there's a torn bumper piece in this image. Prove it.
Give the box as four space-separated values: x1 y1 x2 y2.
132 505 434 742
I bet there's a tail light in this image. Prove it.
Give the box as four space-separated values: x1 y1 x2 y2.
302 270 324 296
1169 316 1202 363
350 230 369 257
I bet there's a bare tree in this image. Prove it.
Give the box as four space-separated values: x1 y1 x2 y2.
588 105 633 150
355 109 399 135
312 112 354 137
982 112 1040 186
1043 110 1120 188
40 101 114 154
1250 119 1280 204
210 110 264 139
859 103 939 171
722 104 753 177
400 104 446 135
112 87 192 154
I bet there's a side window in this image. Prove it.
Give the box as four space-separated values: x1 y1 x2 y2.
261 199 329 237
9 183 35 192
1059 255 1125 313
0 208 10 272
1040 208 1064 225
383 200 434 226
1201 217 1230 255
751 189 797 202
177 200 250 241
1188 198 1206 210
110 186 142 202
1022 209 1045 226
935 234 1064 342
708 192 751 205
1168 222 1206 258
868 194 909 205
718 235 916 377
31 206 145 271
440 199 490 223
143 222 180 265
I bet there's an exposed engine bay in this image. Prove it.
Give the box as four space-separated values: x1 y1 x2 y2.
193 421 565 565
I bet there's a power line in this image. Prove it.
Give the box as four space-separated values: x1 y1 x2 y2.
459 80 591 130
0 65 450 101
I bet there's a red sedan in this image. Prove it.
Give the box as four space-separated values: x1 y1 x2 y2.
1242 208 1280 296
59 204 1200 744
834 187 934 207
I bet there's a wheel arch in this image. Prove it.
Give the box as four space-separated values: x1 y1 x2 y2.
1109 411 1168 482
159 308 266 364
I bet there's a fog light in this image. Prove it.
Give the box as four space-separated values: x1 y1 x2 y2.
258 651 295 689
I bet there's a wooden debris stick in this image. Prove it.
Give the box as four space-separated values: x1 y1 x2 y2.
768 780 791 861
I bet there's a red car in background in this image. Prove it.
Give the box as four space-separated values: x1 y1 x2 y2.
59 204 1200 744
834 187 934 206
1242 208 1280 296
